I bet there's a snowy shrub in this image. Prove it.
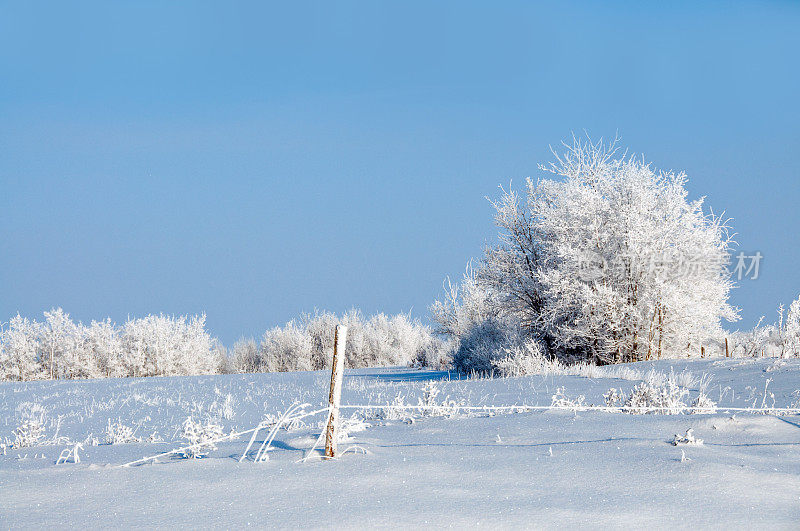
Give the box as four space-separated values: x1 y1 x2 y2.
430 262 502 345
179 417 225 458
1 307 446 379
490 339 556 377
604 388 624 407
551 387 585 410
451 318 522 374
105 419 140 444
230 338 259 373
417 381 462 417
259 321 314 372
690 375 718 414
728 296 800 360
11 403 47 448
12 419 45 448
238 309 448 373
334 415 371 442
411 337 454 370
0 315 42 381
121 313 218 377
377 394 414 422
623 376 688 415
210 392 236 421
691 393 717 414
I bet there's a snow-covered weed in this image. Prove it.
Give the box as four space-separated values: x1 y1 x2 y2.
691 393 717 414
623 373 688 414
672 428 703 446
377 394 414 423
105 419 141 444
691 375 717 414
210 392 236 420
790 390 800 411
12 419 45 448
418 381 464 417
334 415 371 442
490 340 559 377
551 387 585 410
179 417 225 458
12 402 46 448
604 388 624 407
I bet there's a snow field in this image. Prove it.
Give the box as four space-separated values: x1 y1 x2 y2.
1 357 799 528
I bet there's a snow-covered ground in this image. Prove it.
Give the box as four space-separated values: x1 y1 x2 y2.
2 358 799 528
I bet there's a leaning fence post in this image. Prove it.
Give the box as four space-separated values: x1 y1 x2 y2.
325 325 347 459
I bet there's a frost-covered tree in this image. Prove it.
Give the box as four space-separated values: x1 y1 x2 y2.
0 309 222 380
86 319 124 378
230 338 259 373
437 136 739 367
0 306 446 379
119 313 217 377
0 315 42 381
430 261 525 372
259 321 314 372
430 261 504 341
40 308 81 379
239 309 447 373
784 295 800 357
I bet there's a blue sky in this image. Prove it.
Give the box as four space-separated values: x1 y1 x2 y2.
1 1 799 344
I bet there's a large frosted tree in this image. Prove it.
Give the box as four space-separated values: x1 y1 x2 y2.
449 137 739 365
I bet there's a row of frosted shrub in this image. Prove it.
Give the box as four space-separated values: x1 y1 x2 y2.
0 308 452 381
230 310 451 373
0 309 224 381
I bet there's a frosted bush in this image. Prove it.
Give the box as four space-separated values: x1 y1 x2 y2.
237 309 449 373
105 419 140 444
490 339 556 377
623 377 688 414
12 401 47 447
604 388 624 407
334 415 371 443
691 393 717 414
179 417 225 458
551 387 585 410
417 381 463 417
670 369 699 389
12 419 45 448
690 375 717 413
230 338 259 373
451 318 522 374
210 391 236 420
377 394 414 422
259 322 314 372
411 337 454 370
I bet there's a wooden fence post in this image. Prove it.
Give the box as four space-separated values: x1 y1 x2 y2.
325 325 347 459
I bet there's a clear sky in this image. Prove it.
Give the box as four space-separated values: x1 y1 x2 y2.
1 1 799 345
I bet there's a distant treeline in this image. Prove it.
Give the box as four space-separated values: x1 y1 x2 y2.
0 308 450 382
